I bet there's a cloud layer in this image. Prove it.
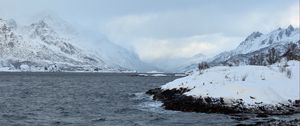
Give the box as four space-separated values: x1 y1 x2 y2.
103 1 299 60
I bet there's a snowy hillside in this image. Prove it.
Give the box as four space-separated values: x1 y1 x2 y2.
0 18 110 72
213 25 299 64
235 25 299 54
162 60 299 106
32 14 153 72
147 60 300 114
0 15 152 72
182 25 300 72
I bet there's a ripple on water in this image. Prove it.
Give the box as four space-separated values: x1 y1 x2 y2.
131 92 177 114
0 73 298 126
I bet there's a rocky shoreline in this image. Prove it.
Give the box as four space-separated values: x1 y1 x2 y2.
146 88 300 115
237 119 300 126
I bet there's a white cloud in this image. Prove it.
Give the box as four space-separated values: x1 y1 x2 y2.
287 3 299 27
131 34 242 61
103 2 299 61
104 2 299 41
242 2 299 31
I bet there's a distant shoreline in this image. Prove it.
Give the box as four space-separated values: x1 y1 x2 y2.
0 71 187 76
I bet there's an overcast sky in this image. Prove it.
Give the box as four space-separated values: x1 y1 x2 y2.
0 0 299 61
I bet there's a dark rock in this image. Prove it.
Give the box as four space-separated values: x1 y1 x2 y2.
145 88 161 95
256 113 268 118
238 119 300 126
146 88 300 115
295 100 300 107
231 116 250 121
146 88 241 114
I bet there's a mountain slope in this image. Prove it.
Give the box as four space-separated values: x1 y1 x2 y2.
0 18 112 71
182 25 300 72
0 16 152 72
235 25 298 54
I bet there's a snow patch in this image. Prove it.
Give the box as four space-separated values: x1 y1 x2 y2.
151 74 168 77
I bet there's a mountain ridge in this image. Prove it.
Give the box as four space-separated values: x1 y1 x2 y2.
181 25 300 72
0 16 153 72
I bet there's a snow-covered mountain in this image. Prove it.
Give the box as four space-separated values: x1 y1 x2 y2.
0 15 152 72
235 25 298 54
182 25 300 72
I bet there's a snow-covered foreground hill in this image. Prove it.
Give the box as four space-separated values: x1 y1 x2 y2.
162 60 299 106
147 60 300 114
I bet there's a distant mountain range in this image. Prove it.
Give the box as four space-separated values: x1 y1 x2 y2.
0 15 154 72
182 25 300 72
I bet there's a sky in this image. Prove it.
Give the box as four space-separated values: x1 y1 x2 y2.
0 0 299 61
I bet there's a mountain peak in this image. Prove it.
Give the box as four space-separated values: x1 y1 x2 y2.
245 31 263 41
37 20 48 27
287 24 294 31
234 25 299 55
31 12 77 35
284 24 295 37
30 20 51 32
0 18 14 32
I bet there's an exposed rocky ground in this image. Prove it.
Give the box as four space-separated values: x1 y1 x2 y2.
146 88 300 115
237 119 300 126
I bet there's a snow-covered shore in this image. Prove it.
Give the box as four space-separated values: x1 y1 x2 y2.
163 60 299 106
147 60 300 114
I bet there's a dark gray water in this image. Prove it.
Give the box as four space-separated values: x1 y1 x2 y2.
0 73 298 126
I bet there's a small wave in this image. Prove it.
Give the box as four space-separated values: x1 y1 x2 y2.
131 92 178 114
137 101 165 113
131 92 149 100
131 92 164 113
